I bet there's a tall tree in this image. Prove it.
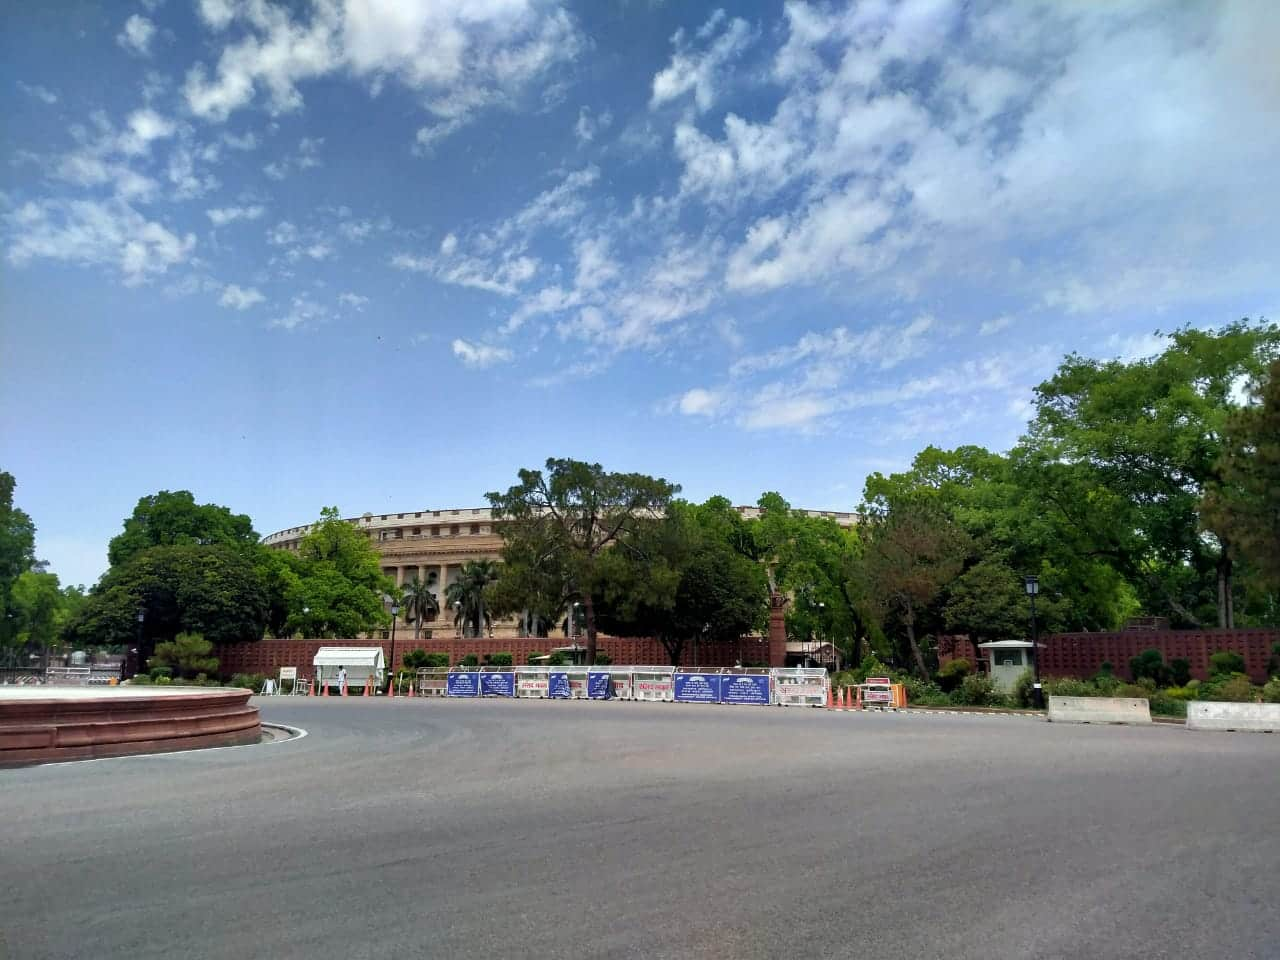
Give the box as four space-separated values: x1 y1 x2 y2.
487 458 679 665
108 490 258 567
281 507 393 638
0 471 37 647
487 524 574 638
446 560 499 638
401 577 439 639
861 499 970 678
1203 358 1280 592
1027 320 1280 627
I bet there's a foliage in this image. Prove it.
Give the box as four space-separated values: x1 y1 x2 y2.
228 673 268 692
284 507 393 638
952 673 1003 707
526 650 545 664
935 657 972 693
1201 674 1256 702
488 457 679 665
1209 650 1247 677
1042 676 1096 698
900 675 949 705
593 651 612 665
943 558 1033 645
446 560 499 638
400 578 439 639
148 632 219 680
546 651 568 666
108 490 258 568
1012 669 1037 707
1129 648 1170 686
0 471 37 648
403 650 448 669
484 652 513 667
1168 657 1192 687
1162 685 1198 701
458 654 479 667
1203 358 1280 591
9 571 85 652
1262 678 1280 703
851 654 889 683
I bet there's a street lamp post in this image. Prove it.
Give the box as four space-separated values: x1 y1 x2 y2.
388 601 400 695
1024 575 1042 708
132 609 145 679
453 601 462 639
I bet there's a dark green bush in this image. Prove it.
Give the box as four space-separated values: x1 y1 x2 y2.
1129 648 1169 686
148 666 173 681
485 652 514 667
1262 678 1280 703
1209 651 1246 677
900 675 948 705
546 651 568 666
593 652 612 665
228 673 267 692
458 654 479 667
1168 658 1192 687
1148 693 1188 718
853 654 889 682
1098 661 1114 677
1011 670 1037 707
1043 676 1095 698
952 673 1003 707
526 650 546 664
1202 675 1256 702
935 658 972 693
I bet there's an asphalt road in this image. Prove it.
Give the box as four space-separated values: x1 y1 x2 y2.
3 698 1278 960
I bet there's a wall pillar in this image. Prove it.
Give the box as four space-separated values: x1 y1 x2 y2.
396 566 405 587
768 594 788 668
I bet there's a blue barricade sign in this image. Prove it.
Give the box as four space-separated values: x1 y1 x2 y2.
721 674 771 705
446 672 480 697
480 672 515 697
548 672 572 699
673 673 722 704
587 671 613 699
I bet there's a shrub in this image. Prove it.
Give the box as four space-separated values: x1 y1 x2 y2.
154 674 172 685
148 665 173 681
1149 694 1188 718
1098 661 1114 677
1114 683 1150 700
853 654 889 682
458 654 479 667
935 658 972 693
422 653 449 668
952 673 1003 707
485 652 514 667
1262 678 1280 704
1202 675 1256 703
1209 651 1247 678
1168 658 1192 687
1162 685 1198 701
901 675 948 705
1012 669 1036 707
526 651 546 664
1129 648 1169 686
1092 674 1123 696
1043 676 1095 698
1267 643 1280 678
228 673 267 692
593 652 612 666
546 652 569 666
130 673 152 685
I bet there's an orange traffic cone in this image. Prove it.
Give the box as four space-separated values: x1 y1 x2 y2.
309 676 316 696
321 678 329 696
827 685 835 710
407 678 415 698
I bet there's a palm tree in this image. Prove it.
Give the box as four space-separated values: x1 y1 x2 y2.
446 560 500 638
401 578 439 639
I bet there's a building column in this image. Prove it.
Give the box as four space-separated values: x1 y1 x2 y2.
396 566 405 587
417 565 426 585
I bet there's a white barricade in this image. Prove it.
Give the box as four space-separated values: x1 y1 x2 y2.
772 668 829 707
515 666 550 699
633 668 675 702
1186 701 1280 733
415 669 449 697
1047 695 1152 725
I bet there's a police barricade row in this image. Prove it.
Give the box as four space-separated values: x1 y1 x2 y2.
441 666 826 707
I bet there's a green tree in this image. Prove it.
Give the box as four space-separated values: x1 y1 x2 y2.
0 471 37 647
148 632 219 680
1027 320 1280 627
108 490 258 567
487 458 679 665
487 520 575 638
9 570 76 654
1203 358 1280 593
446 560 499 638
401 577 439 639
281 507 394 638
861 498 970 679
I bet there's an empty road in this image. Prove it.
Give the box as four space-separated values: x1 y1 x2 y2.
3 698 1277 960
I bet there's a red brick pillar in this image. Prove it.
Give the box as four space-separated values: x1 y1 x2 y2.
768 594 788 667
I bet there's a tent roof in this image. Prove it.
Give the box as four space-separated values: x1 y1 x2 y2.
976 640 1035 648
312 647 385 667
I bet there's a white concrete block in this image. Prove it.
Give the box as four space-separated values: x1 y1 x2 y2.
1046 695 1152 725
1186 701 1280 733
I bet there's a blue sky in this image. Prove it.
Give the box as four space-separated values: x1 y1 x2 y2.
2 0 1277 588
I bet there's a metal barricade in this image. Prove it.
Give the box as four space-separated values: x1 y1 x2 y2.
772 667 829 707
632 667 675 702
515 666 550 699
415 669 449 697
548 668 589 699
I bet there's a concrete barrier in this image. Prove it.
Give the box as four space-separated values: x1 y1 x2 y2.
1047 695 1152 725
1186 701 1280 733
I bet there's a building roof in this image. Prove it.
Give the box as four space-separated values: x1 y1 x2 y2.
312 647 385 668
976 640 1035 648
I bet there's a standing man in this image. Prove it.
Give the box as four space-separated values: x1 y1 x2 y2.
337 665 347 696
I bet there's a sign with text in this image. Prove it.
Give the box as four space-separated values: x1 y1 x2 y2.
587 671 614 699
516 676 549 697
673 673 723 703
480 672 515 697
721 674 771 705
446 672 480 697
548 672 573 699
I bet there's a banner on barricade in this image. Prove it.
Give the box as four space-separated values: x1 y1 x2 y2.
673 673 722 704
516 675 548 697
548 672 572 699
480 672 515 697
587 671 614 699
721 674 771 705
447 672 480 697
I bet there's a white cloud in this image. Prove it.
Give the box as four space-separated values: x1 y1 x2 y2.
574 106 612 145
677 387 723 417
266 220 299 245
16 81 58 104
979 316 1014 336
304 242 332 260
650 11 753 112
6 198 195 285
338 292 369 309
207 204 265 226
219 284 265 310
263 136 323 180
117 15 156 57
452 338 513 368
222 130 259 150
270 295 328 331
185 0 582 148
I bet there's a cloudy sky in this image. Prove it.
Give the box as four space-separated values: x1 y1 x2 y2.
2 0 1277 587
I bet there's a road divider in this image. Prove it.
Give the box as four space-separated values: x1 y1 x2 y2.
1186 701 1280 733
1047 695 1151 725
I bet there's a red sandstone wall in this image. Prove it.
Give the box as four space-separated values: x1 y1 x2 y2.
1039 629 1276 683
216 634 774 678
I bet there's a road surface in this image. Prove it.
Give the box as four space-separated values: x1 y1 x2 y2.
3 698 1277 959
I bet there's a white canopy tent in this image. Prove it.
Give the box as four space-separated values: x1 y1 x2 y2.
313 646 385 692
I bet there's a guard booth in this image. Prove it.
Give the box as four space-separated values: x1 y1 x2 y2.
978 640 1036 693
312 647 385 695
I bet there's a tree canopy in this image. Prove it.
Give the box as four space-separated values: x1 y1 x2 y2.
108 490 258 567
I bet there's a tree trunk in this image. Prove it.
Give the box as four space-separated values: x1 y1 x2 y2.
904 602 928 679
583 593 598 666
413 619 421 640
1217 548 1235 629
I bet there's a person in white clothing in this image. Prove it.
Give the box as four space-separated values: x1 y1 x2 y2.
336 665 347 694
